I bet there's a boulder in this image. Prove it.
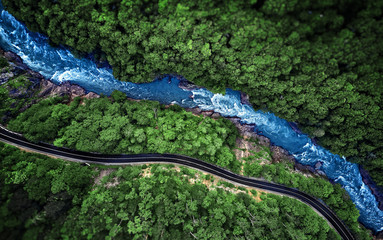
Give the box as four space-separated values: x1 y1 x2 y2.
185 107 202 115
315 161 323 169
39 80 86 99
178 79 198 90
69 84 86 99
38 79 56 97
270 145 290 163
211 112 221 119
240 92 251 105
316 170 327 176
0 72 14 84
83 92 100 99
3 51 29 70
27 70 44 79
201 110 214 117
295 162 316 174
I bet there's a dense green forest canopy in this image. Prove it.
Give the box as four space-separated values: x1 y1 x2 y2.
3 0 382 188
7 95 240 169
0 143 342 239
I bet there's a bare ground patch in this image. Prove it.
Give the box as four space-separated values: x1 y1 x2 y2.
93 168 116 186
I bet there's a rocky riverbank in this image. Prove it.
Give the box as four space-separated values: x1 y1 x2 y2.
184 107 322 177
179 74 383 218
0 48 100 106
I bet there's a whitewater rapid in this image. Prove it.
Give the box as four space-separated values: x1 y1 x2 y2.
0 2 382 232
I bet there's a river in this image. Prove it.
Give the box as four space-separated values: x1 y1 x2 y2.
0 2 382 233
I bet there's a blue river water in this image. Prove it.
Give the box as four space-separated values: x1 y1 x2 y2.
0 3 382 233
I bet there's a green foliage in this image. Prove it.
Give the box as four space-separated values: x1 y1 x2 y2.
6 75 31 89
0 143 341 239
7 97 75 142
8 94 240 170
243 159 372 239
1 1 382 236
111 90 127 103
59 165 339 240
0 142 95 239
0 56 9 68
3 0 382 187
0 143 94 202
4 92 372 237
0 71 40 123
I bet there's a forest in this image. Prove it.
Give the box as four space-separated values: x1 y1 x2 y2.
0 142 342 239
7 94 240 170
3 0 382 188
242 154 370 239
1 87 371 239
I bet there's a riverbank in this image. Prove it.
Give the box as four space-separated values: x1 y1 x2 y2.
0 49 100 100
178 74 383 218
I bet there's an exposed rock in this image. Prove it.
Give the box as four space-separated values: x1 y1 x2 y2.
178 78 198 91
3 51 28 70
126 97 140 102
47 81 85 99
185 107 202 116
226 117 298 166
83 92 100 99
50 81 73 97
185 107 222 119
294 162 328 177
19 100 38 112
38 79 56 97
240 92 251 105
270 145 292 163
288 122 303 134
227 117 251 130
38 78 92 101
9 88 27 98
0 72 15 84
234 137 270 164
211 112 221 119
316 170 327 176
184 108 220 120
72 85 86 98
315 161 323 169
227 117 270 144
294 162 316 174
201 110 213 117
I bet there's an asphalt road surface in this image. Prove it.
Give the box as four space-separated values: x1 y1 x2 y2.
0 126 354 240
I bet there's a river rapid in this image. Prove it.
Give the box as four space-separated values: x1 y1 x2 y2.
0 2 382 232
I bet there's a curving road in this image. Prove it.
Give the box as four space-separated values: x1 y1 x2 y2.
0 126 354 240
